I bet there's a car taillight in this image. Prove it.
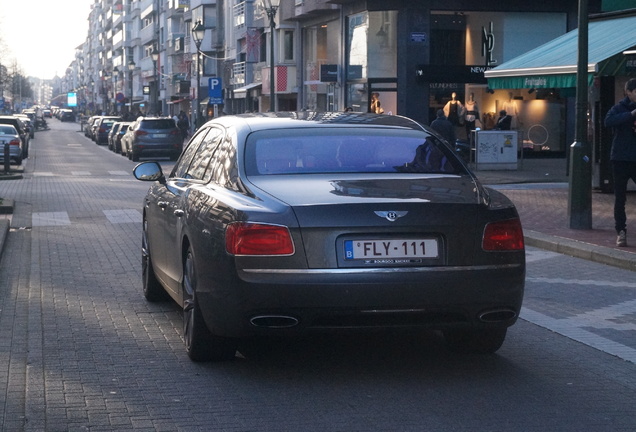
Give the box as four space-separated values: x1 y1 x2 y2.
136 130 148 136
99 127 106 133
9 139 20 146
170 129 180 135
225 223 294 256
482 218 524 251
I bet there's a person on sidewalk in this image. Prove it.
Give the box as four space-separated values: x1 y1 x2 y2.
430 109 456 144
604 78 636 247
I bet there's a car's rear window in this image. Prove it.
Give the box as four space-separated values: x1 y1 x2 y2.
244 128 464 176
0 125 16 135
141 119 176 129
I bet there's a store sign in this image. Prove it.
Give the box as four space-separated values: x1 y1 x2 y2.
320 64 338 82
416 65 492 84
481 22 497 66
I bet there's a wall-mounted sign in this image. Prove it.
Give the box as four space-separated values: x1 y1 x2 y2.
411 32 427 43
320 64 338 82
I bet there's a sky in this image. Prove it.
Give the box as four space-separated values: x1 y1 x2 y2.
0 0 93 80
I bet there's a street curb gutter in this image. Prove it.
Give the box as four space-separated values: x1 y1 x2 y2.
524 229 636 272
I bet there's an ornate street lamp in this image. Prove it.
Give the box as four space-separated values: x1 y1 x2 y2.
151 48 159 115
192 20 205 129
128 60 136 117
262 0 280 111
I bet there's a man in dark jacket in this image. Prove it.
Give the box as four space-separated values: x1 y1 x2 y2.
604 78 636 247
495 110 512 130
430 109 455 144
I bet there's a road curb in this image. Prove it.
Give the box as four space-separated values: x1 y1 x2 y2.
0 219 8 257
524 229 636 272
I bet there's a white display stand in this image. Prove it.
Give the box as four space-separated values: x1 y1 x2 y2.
474 130 518 170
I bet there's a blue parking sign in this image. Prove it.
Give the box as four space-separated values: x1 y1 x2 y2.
208 77 223 104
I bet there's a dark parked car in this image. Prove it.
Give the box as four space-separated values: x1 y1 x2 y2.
108 121 130 153
94 116 122 145
0 124 23 165
0 116 30 158
124 116 182 161
133 112 525 362
59 109 76 122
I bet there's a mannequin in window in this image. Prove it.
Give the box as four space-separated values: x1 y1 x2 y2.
370 92 384 114
501 92 519 128
464 92 479 136
443 92 464 126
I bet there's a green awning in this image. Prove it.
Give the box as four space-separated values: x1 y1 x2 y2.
489 73 594 89
485 15 636 89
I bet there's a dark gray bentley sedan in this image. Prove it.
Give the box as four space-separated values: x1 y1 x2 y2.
133 112 525 361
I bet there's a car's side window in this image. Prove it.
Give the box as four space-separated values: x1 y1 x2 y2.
205 133 237 187
186 128 224 181
170 128 210 179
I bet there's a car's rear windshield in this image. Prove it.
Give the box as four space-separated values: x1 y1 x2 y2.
141 119 176 129
0 125 17 135
244 128 465 176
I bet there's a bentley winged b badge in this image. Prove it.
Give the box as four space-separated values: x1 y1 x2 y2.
374 211 408 222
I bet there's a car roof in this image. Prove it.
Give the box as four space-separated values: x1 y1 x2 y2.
203 112 426 133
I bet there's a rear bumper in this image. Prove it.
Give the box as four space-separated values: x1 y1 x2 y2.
197 264 525 337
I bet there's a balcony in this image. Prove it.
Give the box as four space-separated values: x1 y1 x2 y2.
140 24 157 45
232 62 246 86
285 0 340 21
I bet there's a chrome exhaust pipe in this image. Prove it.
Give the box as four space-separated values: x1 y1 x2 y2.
478 309 517 323
250 315 299 328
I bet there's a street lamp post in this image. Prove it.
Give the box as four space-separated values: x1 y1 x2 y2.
262 0 280 112
89 77 95 114
151 48 159 115
113 67 119 114
192 20 205 130
128 60 136 118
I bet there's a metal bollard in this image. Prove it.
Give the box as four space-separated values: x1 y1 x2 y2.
4 143 10 173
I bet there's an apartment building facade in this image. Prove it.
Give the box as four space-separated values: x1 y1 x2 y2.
62 0 604 133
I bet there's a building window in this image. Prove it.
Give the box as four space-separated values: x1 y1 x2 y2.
283 30 294 62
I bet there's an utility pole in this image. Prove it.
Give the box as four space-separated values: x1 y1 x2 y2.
568 0 592 229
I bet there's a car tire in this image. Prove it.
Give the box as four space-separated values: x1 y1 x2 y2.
444 327 507 354
183 246 237 362
131 150 140 162
15 157 22 165
141 219 168 302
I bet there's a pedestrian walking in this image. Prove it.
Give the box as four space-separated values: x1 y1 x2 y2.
604 78 636 247
177 111 190 141
430 109 456 144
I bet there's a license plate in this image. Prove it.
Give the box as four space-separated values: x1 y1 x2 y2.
153 133 167 138
344 239 439 260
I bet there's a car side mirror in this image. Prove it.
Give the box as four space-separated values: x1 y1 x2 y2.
133 161 165 184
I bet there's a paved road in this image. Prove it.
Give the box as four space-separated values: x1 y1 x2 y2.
0 120 635 431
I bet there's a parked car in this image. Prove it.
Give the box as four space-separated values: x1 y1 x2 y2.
108 121 130 153
84 116 100 139
93 116 122 145
0 116 30 158
0 124 23 165
132 112 526 362
43 109 52 118
15 114 34 139
124 116 182 161
59 109 76 122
